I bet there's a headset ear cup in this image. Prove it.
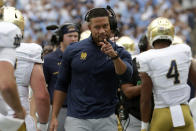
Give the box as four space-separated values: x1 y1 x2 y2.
59 34 63 43
56 30 61 43
85 11 89 22
106 5 117 31
58 25 64 43
109 16 117 31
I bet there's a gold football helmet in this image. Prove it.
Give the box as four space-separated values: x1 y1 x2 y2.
80 30 91 41
147 17 174 46
116 36 135 53
172 35 184 45
2 7 24 35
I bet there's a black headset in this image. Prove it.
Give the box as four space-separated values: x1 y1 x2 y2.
84 5 118 32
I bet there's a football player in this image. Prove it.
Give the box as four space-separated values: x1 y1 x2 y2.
136 17 195 131
0 2 26 130
117 35 154 131
3 6 50 131
116 36 136 55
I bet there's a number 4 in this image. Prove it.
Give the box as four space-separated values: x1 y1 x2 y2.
166 60 180 84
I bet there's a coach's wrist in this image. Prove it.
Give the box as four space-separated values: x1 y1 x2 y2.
111 51 119 60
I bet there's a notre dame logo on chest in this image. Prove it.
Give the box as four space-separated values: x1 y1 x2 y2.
80 52 87 60
14 34 21 47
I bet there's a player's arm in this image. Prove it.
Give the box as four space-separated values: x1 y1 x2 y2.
29 93 37 125
121 83 141 99
0 61 25 119
139 72 153 131
189 59 196 89
121 57 141 99
30 63 50 124
50 90 67 131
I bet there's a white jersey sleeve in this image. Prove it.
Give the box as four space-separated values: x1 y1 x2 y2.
136 51 151 74
0 48 16 66
7 43 43 117
0 22 22 48
16 43 43 63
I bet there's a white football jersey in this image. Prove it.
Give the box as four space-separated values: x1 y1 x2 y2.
0 22 22 115
136 44 192 108
7 43 43 131
8 43 43 115
0 22 22 48
0 22 22 65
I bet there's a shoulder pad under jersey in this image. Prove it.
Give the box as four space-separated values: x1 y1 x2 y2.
16 43 43 63
0 22 22 48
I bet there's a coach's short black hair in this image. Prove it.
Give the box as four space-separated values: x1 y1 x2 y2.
85 8 109 22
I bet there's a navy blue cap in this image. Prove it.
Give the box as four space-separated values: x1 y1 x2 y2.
60 23 80 35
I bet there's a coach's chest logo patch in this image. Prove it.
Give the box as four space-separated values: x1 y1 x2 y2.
53 72 59 75
80 52 87 60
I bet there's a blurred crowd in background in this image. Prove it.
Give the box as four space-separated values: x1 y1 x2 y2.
5 0 196 56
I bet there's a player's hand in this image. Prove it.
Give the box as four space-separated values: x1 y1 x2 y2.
49 117 58 131
14 107 26 119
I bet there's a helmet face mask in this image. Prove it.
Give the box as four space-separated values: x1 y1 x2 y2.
2 7 24 35
147 17 174 47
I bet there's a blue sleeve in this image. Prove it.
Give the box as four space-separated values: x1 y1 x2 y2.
116 48 133 83
54 46 72 93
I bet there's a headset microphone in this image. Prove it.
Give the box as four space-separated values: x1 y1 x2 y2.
46 25 59 30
